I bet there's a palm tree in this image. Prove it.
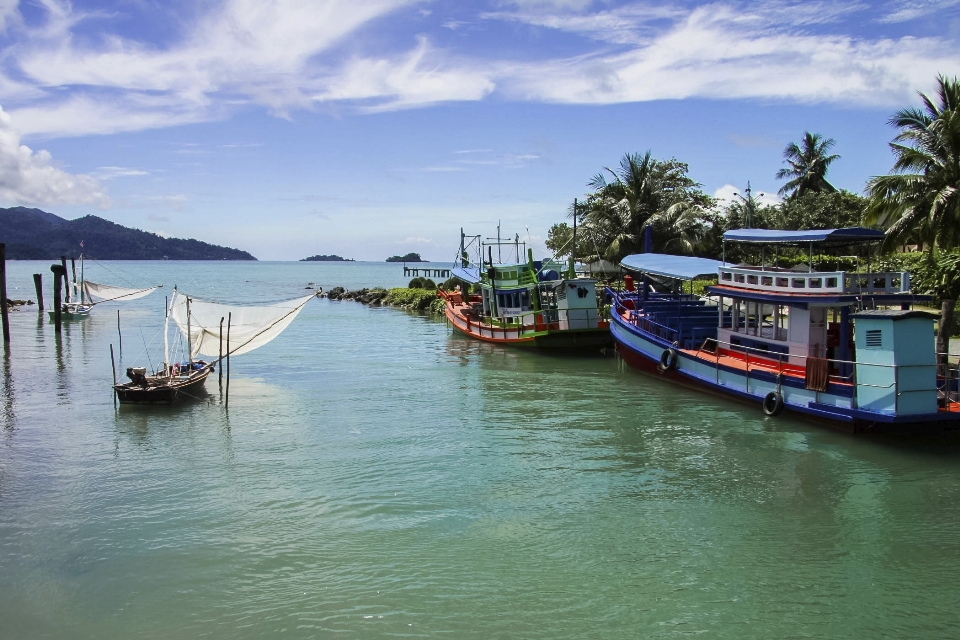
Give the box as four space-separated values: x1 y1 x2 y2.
776 132 840 198
646 202 710 255
865 75 960 361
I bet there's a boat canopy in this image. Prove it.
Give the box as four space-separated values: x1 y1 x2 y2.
723 227 885 245
451 266 481 284
620 253 724 281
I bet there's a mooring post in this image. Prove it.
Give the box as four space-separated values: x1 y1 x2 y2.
60 256 69 303
51 264 65 333
70 257 77 292
0 243 10 346
33 274 43 311
117 309 122 356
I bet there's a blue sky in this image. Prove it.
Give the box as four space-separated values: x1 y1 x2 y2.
0 0 958 261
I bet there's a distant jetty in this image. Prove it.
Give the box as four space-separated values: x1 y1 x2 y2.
386 252 426 263
300 254 354 262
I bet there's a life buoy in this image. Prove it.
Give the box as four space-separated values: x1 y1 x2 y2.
763 391 785 416
658 348 678 372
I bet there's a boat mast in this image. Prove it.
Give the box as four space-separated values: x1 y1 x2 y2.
164 289 173 375
186 295 193 368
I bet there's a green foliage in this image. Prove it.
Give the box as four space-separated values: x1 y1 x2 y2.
408 277 423 288
771 190 865 230
440 276 471 291
775 132 840 198
384 287 439 310
866 75 960 253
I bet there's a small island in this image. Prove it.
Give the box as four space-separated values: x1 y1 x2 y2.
386 252 427 262
300 254 354 262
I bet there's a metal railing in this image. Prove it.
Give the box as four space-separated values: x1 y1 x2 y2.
717 266 909 295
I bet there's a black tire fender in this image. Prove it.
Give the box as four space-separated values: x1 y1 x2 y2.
763 391 785 416
658 348 678 372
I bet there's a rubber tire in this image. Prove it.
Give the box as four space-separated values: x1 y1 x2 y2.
658 348 678 372
763 391 785 417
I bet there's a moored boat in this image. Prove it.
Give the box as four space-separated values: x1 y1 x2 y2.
608 227 960 433
439 229 610 350
114 288 319 405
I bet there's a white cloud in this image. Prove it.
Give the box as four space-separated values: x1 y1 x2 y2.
92 166 149 179
495 4 960 106
0 0 957 139
0 106 109 207
880 0 960 23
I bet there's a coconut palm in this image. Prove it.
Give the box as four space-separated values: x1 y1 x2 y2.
646 202 710 255
776 132 840 198
865 75 960 361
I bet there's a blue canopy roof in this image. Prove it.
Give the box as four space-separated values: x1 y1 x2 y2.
620 254 723 280
451 266 481 284
723 227 885 244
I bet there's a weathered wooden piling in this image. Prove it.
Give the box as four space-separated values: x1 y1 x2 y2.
0 243 10 346
51 264 66 333
117 310 122 356
33 274 43 311
225 312 232 409
218 316 224 386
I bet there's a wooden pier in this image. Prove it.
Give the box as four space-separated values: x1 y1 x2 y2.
403 266 450 279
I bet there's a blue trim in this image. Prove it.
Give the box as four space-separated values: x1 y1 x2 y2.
619 253 724 280
706 286 931 307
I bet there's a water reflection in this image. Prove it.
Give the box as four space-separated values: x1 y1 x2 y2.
1 350 13 432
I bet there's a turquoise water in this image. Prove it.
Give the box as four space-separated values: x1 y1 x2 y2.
2 260 960 638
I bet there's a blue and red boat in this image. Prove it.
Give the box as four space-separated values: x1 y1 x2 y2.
608 228 960 432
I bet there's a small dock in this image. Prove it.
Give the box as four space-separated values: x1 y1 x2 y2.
403 266 450 278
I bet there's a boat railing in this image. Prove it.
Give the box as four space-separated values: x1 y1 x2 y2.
717 266 910 295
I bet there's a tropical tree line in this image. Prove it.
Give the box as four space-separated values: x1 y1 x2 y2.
546 74 960 345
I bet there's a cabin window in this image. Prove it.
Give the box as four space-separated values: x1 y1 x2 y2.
809 278 822 289
747 275 758 285
734 274 745 283
891 276 901 289
792 278 806 288
761 276 773 286
874 277 887 290
856 277 868 288
722 271 732 281
826 277 838 288
776 277 789 288
865 329 883 349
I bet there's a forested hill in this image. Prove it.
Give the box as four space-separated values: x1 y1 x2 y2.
0 207 256 260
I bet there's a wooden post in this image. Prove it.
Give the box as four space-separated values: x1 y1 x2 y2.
51 264 65 333
117 309 122 356
225 312 231 409
110 344 117 407
70 257 77 293
218 316 224 386
0 243 9 346
60 256 69 303
33 274 43 311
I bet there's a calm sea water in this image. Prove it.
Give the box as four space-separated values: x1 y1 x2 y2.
2 260 960 639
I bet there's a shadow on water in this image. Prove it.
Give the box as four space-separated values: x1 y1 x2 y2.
1 349 13 432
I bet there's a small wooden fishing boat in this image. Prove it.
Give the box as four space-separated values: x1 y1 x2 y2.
114 288 319 405
608 227 960 433
439 229 610 350
114 361 214 404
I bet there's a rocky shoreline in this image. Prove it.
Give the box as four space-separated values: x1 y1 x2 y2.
325 286 445 314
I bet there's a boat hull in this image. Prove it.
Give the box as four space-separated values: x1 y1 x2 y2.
114 365 213 404
444 302 610 350
610 311 960 434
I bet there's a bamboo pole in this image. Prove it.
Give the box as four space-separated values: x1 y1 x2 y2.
117 309 122 356
33 274 43 311
60 256 69 303
0 243 9 346
219 316 224 386
110 344 117 408
225 312 231 409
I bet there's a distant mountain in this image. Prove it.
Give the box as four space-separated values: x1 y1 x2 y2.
301 254 354 262
386 252 426 262
0 207 256 260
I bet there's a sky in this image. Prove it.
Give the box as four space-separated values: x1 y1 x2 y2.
0 0 958 261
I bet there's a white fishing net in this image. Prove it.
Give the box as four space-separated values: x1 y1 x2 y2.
84 281 158 303
169 290 316 358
